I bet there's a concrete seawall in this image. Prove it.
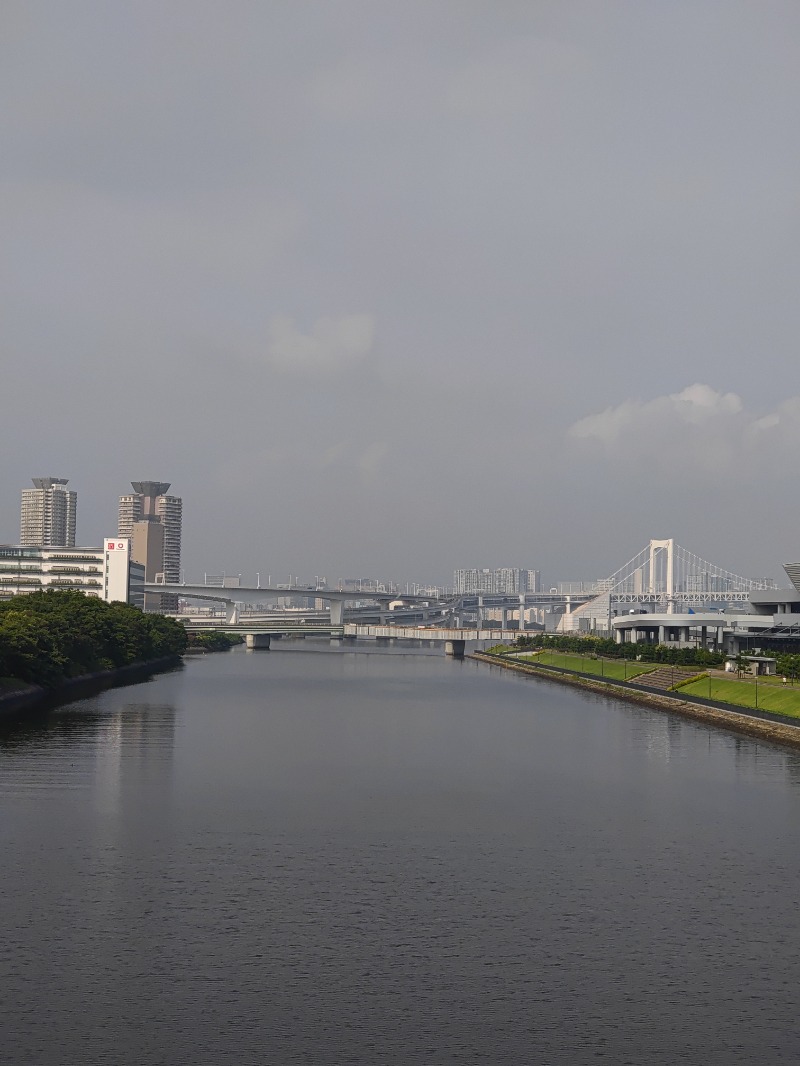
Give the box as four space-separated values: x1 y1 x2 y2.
0 656 183 719
471 652 800 752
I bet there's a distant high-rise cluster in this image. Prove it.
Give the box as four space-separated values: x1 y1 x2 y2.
6 474 183 611
454 567 540 595
20 478 77 548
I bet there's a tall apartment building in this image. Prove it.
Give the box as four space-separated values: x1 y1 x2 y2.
20 478 77 548
154 492 183 585
118 481 182 608
454 567 541 595
524 569 541 593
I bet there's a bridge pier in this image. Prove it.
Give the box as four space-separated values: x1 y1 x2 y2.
225 601 239 625
445 640 465 658
330 600 344 626
245 633 271 650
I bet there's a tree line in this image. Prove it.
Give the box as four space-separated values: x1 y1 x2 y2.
0 590 188 687
510 633 800 676
774 653 800 679
512 632 725 666
187 631 244 652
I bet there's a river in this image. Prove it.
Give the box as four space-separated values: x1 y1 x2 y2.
2 642 800 1064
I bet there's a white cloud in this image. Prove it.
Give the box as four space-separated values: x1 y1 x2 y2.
266 314 375 376
569 383 743 445
568 383 800 480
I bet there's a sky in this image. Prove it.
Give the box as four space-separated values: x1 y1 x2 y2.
2 1 799 588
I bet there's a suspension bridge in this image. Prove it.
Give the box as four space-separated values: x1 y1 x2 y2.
558 539 776 634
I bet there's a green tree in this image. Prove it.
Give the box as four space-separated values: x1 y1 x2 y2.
0 590 187 687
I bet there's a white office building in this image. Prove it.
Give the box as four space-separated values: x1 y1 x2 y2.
0 539 144 608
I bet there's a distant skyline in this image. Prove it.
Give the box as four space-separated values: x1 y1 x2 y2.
3 2 799 585
0 468 793 588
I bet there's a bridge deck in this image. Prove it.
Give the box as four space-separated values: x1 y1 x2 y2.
347 625 517 641
180 620 519 643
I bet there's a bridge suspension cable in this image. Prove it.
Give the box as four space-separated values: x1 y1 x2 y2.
600 539 774 606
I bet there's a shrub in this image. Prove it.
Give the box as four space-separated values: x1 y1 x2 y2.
512 631 724 668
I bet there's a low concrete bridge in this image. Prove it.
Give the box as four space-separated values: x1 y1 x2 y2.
181 620 345 647
179 617 517 656
344 624 519 656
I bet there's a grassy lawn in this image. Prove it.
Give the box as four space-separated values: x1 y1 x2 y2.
678 676 800 718
518 651 658 681
499 649 800 720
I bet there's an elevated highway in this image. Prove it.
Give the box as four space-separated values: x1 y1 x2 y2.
148 582 589 630
146 582 438 625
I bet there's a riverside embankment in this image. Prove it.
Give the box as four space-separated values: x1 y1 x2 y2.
0 589 189 718
0 655 183 718
472 651 800 751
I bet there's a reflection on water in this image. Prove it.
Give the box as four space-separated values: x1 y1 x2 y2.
2 643 800 1065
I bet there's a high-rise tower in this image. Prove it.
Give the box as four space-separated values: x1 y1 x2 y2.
118 481 182 608
154 492 183 585
20 478 77 547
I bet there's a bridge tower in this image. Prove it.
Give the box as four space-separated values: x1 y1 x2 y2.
648 539 675 612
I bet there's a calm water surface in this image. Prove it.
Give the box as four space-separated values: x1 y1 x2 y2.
2 643 800 1064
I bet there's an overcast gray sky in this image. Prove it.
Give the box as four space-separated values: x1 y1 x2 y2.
2 1 799 586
